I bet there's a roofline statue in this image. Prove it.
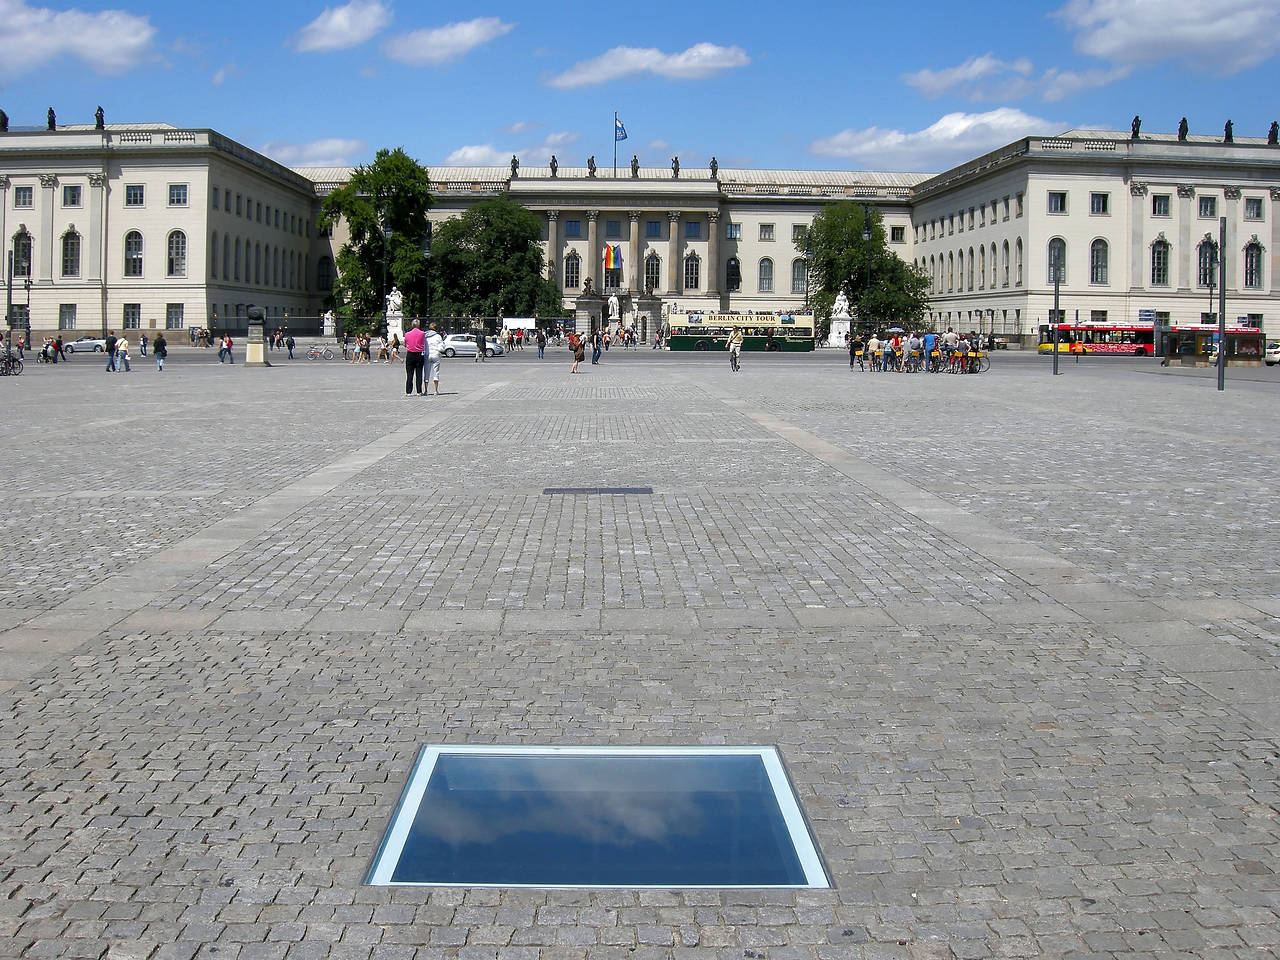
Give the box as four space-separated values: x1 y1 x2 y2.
1223 119 1234 143
671 156 680 179
630 154 639 178
95 105 104 130
1269 122 1279 147
47 107 56 131
549 154 558 177
586 155 597 178
1178 117 1188 141
1130 115 1140 140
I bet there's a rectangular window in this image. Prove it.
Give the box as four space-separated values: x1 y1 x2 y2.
265 204 272 225
63 184 82 207
122 303 141 329
1016 193 1024 217
759 223 774 241
791 224 806 243
979 207 986 227
275 209 281 228
685 221 701 239
605 220 621 239
168 184 188 206
725 223 741 240
125 184 145 206
564 219 582 238
957 212 964 232
212 187 219 209
224 192 231 212
967 208 974 229
890 226 905 243
1002 196 1010 220
645 220 661 238
948 215 954 234
1090 310 1107 324
1047 191 1067 214
1244 197 1264 220
1152 194 1171 217
14 185 33 208
166 303 184 329
1089 192 1109 215
58 304 77 330
256 202 262 222
235 193 242 215
1199 196 1217 218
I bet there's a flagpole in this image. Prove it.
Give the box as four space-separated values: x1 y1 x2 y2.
613 111 618 178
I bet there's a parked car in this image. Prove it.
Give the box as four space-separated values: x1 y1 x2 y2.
64 336 107 354
1265 341 1280 366
440 333 503 358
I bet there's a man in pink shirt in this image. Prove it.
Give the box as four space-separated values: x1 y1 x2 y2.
403 320 426 395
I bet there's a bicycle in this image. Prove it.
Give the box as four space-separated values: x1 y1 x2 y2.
307 344 336 360
0 353 22 376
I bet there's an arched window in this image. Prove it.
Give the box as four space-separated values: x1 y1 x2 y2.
234 237 241 281
967 247 974 290
758 257 773 293
1090 239 1108 284
304 255 310 291
947 252 954 291
273 248 280 287
564 251 580 289
957 250 964 292
644 252 661 293
791 258 807 294
1244 242 1263 288
12 230 32 278
61 230 80 278
1015 238 1023 285
318 256 334 291
928 255 936 292
222 235 230 281
1001 241 1009 287
124 230 143 277
978 246 985 289
684 253 701 291
211 232 218 278
990 243 998 288
289 250 297 289
1198 240 1217 287
167 231 187 277
254 243 261 285
1151 239 1170 286
726 257 741 293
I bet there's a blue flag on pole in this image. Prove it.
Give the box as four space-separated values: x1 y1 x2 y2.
615 117 628 141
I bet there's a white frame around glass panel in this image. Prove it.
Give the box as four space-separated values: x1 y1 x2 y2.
368 745 829 890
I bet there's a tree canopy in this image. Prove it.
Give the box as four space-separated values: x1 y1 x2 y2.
429 195 563 318
803 202 931 334
319 147 433 325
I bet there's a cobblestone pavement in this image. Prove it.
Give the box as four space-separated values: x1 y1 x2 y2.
1 352 1278 960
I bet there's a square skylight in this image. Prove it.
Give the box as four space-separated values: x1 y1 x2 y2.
367 745 829 888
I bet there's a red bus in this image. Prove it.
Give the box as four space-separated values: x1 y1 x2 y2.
1038 320 1262 358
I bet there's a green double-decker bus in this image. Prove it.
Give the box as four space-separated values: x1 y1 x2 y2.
666 311 816 352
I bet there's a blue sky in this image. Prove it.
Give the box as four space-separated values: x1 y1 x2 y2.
3 0 1279 173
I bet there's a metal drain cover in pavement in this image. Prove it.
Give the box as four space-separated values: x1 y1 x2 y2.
368 745 829 888
543 487 653 495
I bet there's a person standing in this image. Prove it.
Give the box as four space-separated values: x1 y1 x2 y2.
591 328 602 364
424 322 445 395
536 327 546 359
286 334 295 359
139 334 148 357
403 319 426 395
14 335 23 360
104 331 118 372
726 326 744 372
153 332 167 372
570 331 584 373
474 328 486 362
850 334 864 370
116 334 131 372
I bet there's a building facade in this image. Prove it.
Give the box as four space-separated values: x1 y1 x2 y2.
3 122 1278 341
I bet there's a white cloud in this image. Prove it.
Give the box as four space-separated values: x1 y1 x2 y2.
544 131 577 148
295 0 390 53
445 144 510 166
383 17 514 66
547 42 749 89
810 108 1057 172
1039 65 1130 101
503 121 541 135
648 140 670 152
262 138 367 167
212 63 239 86
904 54 1034 100
1053 0 1280 71
0 0 156 75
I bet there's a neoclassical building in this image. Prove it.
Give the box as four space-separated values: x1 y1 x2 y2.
2 120 1278 341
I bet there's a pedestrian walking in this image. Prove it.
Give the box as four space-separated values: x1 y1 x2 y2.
726 326 744 372
153 332 167 371
570 332 584 373
475 328 486 362
116 335 131 372
286 334 295 359
424 322 445 395
104 331 118 372
591 329 602 364
536 327 546 359
139 334 148 356
403 319 426 395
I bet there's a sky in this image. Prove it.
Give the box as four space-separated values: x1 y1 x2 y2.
2 0 1279 175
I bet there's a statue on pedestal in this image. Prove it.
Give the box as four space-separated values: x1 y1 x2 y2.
583 276 594 296
95 106 104 130
1130 115 1140 139
710 156 718 177
587 155 597 178
1224 119 1234 143
671 156 680 179
1178 117 1189 141
831 288 851 319
608 294 620 320
630 154 639 178
549 155 558 177
385 287 403 319
1269 122 1279 146
510 155 519 178
0 110 8 133
47 107 56 131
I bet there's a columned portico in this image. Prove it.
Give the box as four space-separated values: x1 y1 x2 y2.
546 210 559 282
586 210 599 290
627 211 640 292
667 212 681 294
38 175 56 282
706 210 720 299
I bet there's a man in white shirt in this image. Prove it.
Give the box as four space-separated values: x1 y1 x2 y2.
424 322 445 395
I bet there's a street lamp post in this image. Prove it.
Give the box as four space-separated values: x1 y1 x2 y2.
861 205 872 341
1050 246 1062 376
24 277 31 341
1216 216 1227 392
5 250 12 359
381 223 392 339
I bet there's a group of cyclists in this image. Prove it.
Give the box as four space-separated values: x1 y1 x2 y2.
849 328 989 374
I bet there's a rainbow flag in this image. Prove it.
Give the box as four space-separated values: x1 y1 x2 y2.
604 244 619 269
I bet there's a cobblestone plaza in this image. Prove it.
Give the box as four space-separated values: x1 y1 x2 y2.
2 350 1278 959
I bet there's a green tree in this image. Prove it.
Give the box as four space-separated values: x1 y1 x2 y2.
430 195 562 318
319 147 433 327
803 202 931 334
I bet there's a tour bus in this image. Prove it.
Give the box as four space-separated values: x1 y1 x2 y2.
1038 319 1263 359
666 311 816 352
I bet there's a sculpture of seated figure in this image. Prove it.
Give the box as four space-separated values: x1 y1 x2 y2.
831 289 851 319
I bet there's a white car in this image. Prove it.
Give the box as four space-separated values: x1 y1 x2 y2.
64 336 108 354
1265 341 1280 366
440 333 503 358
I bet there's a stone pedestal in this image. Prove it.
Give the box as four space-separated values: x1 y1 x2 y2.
633 296 662 343
244 307 270 367
827 318 851 348
574 293 604 336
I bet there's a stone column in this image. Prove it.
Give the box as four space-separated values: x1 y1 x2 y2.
1223 187 1241 293
38 175 57 282
1271 188 1280 295
667 212 681 293
706 211 720 298
0 178 9 283
628 211 640 293
1128 181 1146 292
586 210 599 291
1176 185 1194 291
87 174 106 283
546 210 559 285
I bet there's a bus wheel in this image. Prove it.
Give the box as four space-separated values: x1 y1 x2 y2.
694 340 709 351
1134 347 1147 357
766 342 781 352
